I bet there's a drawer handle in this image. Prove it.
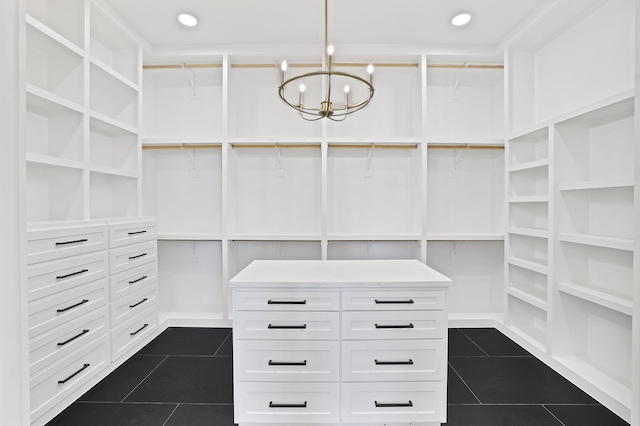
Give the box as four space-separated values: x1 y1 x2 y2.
56 269 89 280
268 300 307 305
58 363 90 384
128 253 147 260
129 298 148 308
268 324 307 330
375 400 413 408
57 299 89 313
128 230 147 235
129 275 148 284
130 323 149 336
374 323 414 329
269 401 307 408
375 359 414 365
375 299 414 304
55 239 88 246
57 329 90 346
269 360 307 366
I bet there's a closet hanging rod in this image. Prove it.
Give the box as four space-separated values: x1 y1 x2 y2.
143 64 222 69
231 62 419 69
143 62 502 70
231 144 320 149
428 64 504 69
142 144 222 150
330 144 418 149
428 145 504 150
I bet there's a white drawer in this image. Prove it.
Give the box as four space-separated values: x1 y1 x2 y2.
235 311 339 341
235 340 339 382
28 279 108 339
341 381 445 424
27 225 108 264
342 289 446 311
109 241 157 275
109 284 158 328
236 382 339 424
27 251 108 302
109 262 158 301
341 310 446 340
109 219 156 248
235 291 340 311
29 306 109 376
30 334 110 421
110 306 158 361
341 339 445 382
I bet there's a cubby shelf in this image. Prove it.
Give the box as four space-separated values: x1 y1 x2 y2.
507 257 548 275
26 15 84 57
559 233 634 252
90 57 139 91
507 227 548 239
508 196 549 203
508 159 549 173
507 287 547 311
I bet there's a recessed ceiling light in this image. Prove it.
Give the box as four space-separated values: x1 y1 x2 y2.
178 12 198 27
452 12 472 26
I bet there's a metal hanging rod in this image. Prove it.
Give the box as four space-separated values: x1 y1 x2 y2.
141 143 502 150
143 64 222 70
428 64 504 69
142 144 222 150
144 62 502 70
427 145 504 150
329 144 418 149
232 62 418 69
231 144 320 149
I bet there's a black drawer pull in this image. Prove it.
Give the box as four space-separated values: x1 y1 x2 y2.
375 323 414 329
375 299 414 304
58 363 90 384
57 329 90 346
269 401 307 408
128 253 147 260
130 323 149 336
375 400 413 408
129 275 148 284
268 300 307 305
128 230 147 235
129 298 148 308
56 269 89 280
268 324 307 329
55 239 88 246
375 359 414 365
57 299 89 313
269 360 307 366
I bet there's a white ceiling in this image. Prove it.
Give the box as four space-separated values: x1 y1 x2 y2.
103 0 551 52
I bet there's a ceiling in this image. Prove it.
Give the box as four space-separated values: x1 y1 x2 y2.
103 0 552 53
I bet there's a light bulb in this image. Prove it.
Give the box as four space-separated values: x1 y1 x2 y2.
367 63 374 74
327 43 335 56
299 84 306 93
178 13 198 27
344 85 350 94
281 60 288 72
452 13 472 26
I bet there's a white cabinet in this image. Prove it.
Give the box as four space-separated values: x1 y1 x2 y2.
230 260 450 426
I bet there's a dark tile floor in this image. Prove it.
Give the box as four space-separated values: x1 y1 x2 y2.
47 327 630 426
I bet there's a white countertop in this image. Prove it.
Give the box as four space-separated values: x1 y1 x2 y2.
229 259 451 288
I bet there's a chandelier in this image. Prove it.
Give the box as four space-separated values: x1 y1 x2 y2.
278 0 375 121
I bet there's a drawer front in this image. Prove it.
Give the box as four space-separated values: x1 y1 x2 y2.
27 225 108 264
235 291 340 312
110 263 158 301
342 310 446 340
342 289 446 311
341 381 445 424
109 220 156 248
235 340 339 382
27 251 108 302
341 339 445 382
109 284 158 328
109 241 157 275
111 306 158 361
29 306 109 376
28 280 108 339
236 382 339 424
30 334 110 420
235 311 339 341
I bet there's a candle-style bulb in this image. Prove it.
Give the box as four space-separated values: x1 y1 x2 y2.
327 43 335 56
281 60 288 72
299 84 306 93
367 62 374 74
344 85 350 94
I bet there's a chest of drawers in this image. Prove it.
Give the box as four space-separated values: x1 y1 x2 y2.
230 259 451 426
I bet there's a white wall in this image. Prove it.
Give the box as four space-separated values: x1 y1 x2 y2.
0 0 28 424
633 2 640 424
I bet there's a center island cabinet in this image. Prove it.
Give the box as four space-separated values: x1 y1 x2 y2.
229 259 452 426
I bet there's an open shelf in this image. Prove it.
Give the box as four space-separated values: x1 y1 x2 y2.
508 263 547 306
508 227 548 239
327 145 422 236
509 233 548 268
90 116 138 174
26 22 84 106
507 294 547 351
90 63 139 129
26 0 84 49
509 201 548 232
559 233 633 252
427 146 504 235
228 146 322 236
509 165 548 198
228 240 322 279
89 171 137 219
328 240 422 261
26 162 84 222
507 257 548 275
508 127 548 166
557 282 632 316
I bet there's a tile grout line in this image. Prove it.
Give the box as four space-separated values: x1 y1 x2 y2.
448 361 483 405
542 404 568 426
160 403 181 426
457 328 491 357
120 355 170 403
212 330 232 357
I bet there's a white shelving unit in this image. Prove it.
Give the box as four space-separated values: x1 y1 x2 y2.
504 0 635 421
